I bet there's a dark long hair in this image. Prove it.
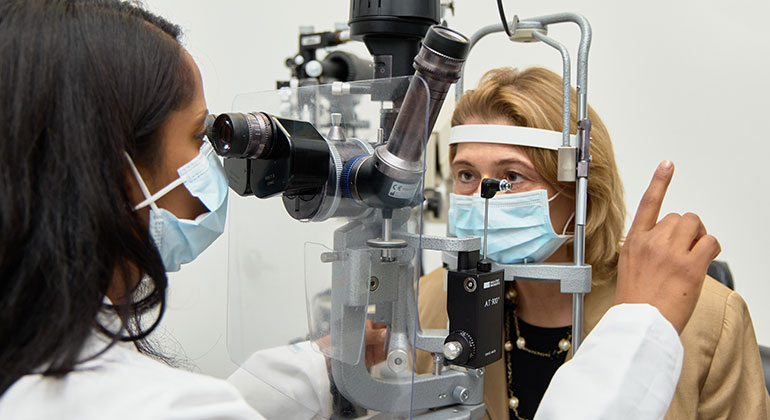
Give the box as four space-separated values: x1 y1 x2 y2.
0 0 194 394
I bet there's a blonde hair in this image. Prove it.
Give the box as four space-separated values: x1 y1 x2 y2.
451 67 625 283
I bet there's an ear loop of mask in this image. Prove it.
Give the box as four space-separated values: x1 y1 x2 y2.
133 177 187 211
123 152 181 212
547 190 561 202
546 190 575 235
562 212 575 235
130 142 215 210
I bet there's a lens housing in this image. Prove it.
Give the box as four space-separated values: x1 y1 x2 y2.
210 112 275 159
376 25 469 179
422 26 470 61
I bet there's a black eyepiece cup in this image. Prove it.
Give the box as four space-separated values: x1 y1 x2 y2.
209 112 274 159
422 26 469 60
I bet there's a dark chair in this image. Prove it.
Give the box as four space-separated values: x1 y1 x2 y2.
707 260 734 290
706 260 770 394
761 346 770 395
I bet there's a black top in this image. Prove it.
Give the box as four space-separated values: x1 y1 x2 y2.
423 25 469 59
508 315 571 420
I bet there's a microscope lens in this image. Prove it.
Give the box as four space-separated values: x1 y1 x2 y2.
214 118 233 152
209 112 274 159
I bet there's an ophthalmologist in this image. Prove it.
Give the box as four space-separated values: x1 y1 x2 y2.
0 1 720 420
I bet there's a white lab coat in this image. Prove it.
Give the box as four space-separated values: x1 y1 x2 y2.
535 304 683 420
0 333 265 420
0 304 682 420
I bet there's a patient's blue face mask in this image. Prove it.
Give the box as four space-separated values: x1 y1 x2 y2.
448 190 571 264
125 140 229 272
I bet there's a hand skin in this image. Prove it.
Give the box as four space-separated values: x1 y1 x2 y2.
316 320 387 368
363 320 387 368
614 161 722 334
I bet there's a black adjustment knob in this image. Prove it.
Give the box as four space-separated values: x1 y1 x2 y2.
477 259 492 272
444 330 476 365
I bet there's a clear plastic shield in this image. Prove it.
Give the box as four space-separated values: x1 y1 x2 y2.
225 75 422 417
304 241 371 366
225 74 485 419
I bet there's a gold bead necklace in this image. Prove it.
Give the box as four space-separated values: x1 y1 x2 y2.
504 287 572 420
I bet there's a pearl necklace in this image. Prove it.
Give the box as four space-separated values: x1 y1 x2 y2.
503 286 572 420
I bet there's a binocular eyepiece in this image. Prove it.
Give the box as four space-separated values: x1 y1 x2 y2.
209 112 276 160
205 25 470 221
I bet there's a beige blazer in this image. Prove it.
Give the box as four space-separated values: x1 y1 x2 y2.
416 267 770 420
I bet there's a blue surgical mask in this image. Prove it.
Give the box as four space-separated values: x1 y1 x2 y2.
448 190 571 264
125 140 229 272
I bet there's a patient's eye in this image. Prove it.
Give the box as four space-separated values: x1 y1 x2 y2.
504 171 524 184
458 170 475 183
453 167 481 195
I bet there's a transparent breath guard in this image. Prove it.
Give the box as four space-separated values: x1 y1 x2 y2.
226 76 445 418
305 242 371 366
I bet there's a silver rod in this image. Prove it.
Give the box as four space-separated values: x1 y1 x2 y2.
532 31 572 147
382 216 394 261
572 293 584 352
522 13 592 120
572 176 588 353
455 22 510 101
433 354 444 376
572 225 587 351
483 199 489 260
574 225 586 271
575 177 589 230
578 90 588 122
383 217 392 241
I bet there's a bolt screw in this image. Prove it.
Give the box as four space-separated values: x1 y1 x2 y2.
464 277 477 293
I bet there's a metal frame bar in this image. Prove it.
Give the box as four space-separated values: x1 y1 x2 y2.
452 13 593 352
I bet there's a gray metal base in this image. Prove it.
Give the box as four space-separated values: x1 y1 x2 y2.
365 403 486 420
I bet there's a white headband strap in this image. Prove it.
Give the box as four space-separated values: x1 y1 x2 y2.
449 124 575 151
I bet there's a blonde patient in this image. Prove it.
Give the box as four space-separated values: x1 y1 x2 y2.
416 67 770 420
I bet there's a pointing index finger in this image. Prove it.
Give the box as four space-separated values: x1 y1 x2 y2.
629 161 674 234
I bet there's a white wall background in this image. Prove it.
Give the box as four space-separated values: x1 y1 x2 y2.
142 0 770 379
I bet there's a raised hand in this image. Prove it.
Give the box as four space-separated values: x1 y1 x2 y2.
615 161 721 333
